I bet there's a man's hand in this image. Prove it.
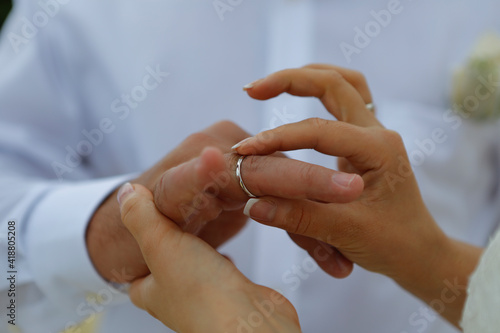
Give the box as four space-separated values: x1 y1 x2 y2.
86 121 253 282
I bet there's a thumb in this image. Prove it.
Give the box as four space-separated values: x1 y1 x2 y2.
128 275 154 313
117 183 182 266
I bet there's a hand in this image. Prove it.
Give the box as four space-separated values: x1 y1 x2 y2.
86 121 255 282
87 119 364 283
118 183 302 333
235 64 483 326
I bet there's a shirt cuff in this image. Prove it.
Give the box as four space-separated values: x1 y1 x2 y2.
25 174 136 311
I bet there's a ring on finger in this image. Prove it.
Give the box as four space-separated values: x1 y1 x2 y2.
235 155 257 198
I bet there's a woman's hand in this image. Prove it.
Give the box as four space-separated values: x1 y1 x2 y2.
235 64 483 326
118 183 301 333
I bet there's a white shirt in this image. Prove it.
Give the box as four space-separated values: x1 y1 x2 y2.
0 0 499 332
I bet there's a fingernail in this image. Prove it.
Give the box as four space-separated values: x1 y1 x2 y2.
231 137 253 151
117 182 135 206
332 173 356 188
242 79 262 91
243 198 277 222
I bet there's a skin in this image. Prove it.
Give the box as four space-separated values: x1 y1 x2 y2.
235 64 483 327
86 121 363 283
118 183 302 332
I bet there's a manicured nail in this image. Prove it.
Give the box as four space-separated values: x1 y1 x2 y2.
117 182 135 206
231 137 253 151
332 173 356 188
244 198 277 222
243 79 263 91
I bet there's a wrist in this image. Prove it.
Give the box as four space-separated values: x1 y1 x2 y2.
392 219 482 327
86 187 148 283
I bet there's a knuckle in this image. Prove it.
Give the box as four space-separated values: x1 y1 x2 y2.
286 204 312 235
254 128 279 148
351 71 368 87
325 70 344 85
326 69 343 79
153 173 166 209
304 118 331 149
298 163 316 189
240 155 261 194
306 117 329 130
244 154 260 173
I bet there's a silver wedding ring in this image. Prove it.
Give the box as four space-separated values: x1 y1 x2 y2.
366 103 375 112
236 155 257 198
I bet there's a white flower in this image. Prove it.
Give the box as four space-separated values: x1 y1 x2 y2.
452 32 500 122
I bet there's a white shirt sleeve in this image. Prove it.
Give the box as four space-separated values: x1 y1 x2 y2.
25 177 133 305
0 177 133 332
0 3 135 332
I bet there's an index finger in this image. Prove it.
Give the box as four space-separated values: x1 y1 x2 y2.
303 64 373 106
233 119 386 172
245 66 381 127
118 183 183 267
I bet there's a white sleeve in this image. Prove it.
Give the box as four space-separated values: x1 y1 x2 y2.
25 177 133 305
0 177 133 331
461 227 500 333
0 3 135 332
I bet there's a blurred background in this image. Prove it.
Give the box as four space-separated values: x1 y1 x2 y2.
0 0 12 30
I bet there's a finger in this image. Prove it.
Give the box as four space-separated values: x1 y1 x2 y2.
302 64 373 106
128 275 152 311
243 196 354 247
222 153 364 204
155 147 228 233
337 157 362 175
147 132 227 186
234 119 387 172
245 67 380 127
118 183 183 267
287 233 353 279
157 147 363 234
